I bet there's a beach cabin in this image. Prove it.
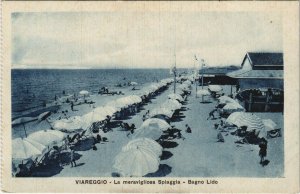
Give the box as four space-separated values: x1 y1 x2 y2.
227 52 284 112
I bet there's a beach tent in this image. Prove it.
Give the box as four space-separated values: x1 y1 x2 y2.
139 118 171 132
168 93 184 102
122 138 163 157
12 138 47 160
196 89 210 96
218 96 237 104
222 102 245 114
27 129 66 147
149 107 174 119
53 116 84 133
113 144 160 177
208 85 223 92
161 99 182 111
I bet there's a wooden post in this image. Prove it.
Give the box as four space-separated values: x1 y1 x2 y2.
248 93 253 112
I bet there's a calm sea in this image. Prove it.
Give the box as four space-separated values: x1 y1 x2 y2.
12 69 170 117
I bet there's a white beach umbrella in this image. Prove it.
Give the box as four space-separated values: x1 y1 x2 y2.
37 111 51 121
53 116 84 132
178 84 190 92
133 122 164 140
81 112 106 129
161 99 182 111
139 118 171 132
12 117 37 126
27 129 66 147
197 89 210 96
79 90 89 95
168 93 184 102
12 138 47 160
226 112 265 134
208 85 223 92
94 106 118 117
218 96 237 104
122 138 163 157
262 119 277 131
222 102 245 114
113 145 160 177
130 82 138 86
149 107 174 119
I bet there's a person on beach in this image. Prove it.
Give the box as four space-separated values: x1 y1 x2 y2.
185 124 192 133
70 148 76 167
259 138 268 165
54 95 57 101
217 132 225 142
207 109 217 120
71 102 74 111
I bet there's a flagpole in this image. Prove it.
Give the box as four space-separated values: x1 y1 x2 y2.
174 53 176 94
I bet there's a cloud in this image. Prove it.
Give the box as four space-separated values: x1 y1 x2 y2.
12 12 283 68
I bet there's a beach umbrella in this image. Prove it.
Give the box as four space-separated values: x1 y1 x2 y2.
139 118 171 132
133 122 164 140
222 102 245 114
79 90 89 95
122 138 163 157
94 106 118 117
113 145 160 177
130 82 138 86
12 117 37 126
12 138 47 160
168 93 184 102
81 112 107 129
178 84 190 92
149 107 174 119
27 129 66 147
53 116 84 132
161 99 182 111
262 119 277 131
38 111 51 121
197 89 210 96
218 96 237 104
226 112 265 134
208 85 223 92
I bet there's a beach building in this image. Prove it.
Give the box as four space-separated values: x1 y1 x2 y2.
227 52 284 112
198 65 239 85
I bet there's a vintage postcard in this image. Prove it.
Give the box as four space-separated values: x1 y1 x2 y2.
1 1 299 193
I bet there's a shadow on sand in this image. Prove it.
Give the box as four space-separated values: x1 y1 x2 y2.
160 141 179 149
145 164 172 177
30 152 82 177
160 151 173 160
200 101 213 104
72 138 95 151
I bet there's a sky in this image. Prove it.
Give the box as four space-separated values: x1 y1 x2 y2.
12 12 283 69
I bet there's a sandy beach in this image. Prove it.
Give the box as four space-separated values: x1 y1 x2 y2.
18 81 283 178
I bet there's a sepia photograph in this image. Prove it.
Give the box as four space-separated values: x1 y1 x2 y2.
1 1 299 193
